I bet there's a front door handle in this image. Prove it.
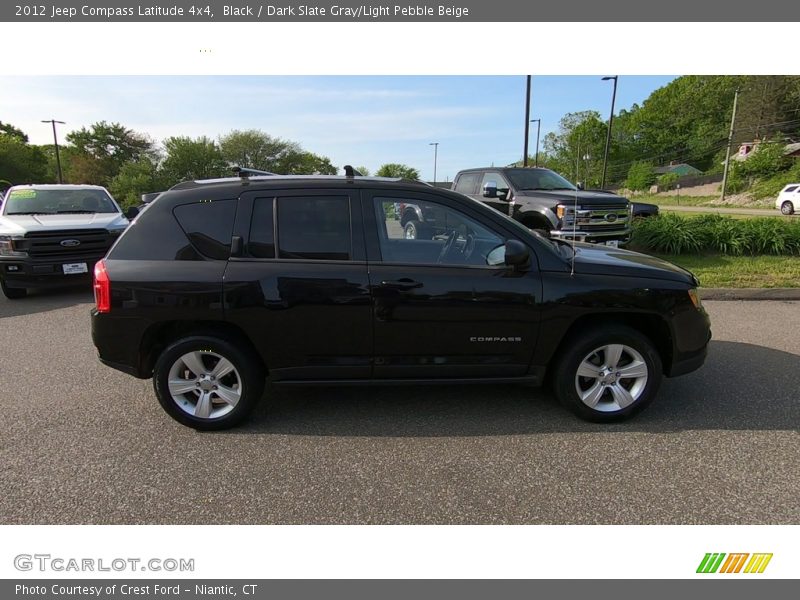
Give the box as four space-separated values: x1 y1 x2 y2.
380 278 423 290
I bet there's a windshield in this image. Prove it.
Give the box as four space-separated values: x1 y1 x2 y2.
504 168 577 192
3 188 119 215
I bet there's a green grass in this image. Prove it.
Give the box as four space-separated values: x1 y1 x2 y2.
654 254 800 288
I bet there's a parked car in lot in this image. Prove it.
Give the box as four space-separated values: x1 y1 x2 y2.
91 171 711 430
776 184 800 215
0 184 130 299
631 202 659 218
444 167 632 246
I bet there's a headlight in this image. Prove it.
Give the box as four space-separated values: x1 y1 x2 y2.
0 236 27 257
106 226 127 236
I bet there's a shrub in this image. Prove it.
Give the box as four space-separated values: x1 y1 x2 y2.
625 161 655 192
631 212 705 254
632 213 800 256
750 161 800 199
739 139 791 179
657 172 680 188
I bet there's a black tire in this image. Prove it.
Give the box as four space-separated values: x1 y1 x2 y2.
781 201 795 215
404 220 432 240
1 280 27 299
520 218 551 238
153 335 265 430
551 324 662 422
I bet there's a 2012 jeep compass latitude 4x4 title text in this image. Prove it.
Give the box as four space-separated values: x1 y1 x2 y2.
91 172 710 430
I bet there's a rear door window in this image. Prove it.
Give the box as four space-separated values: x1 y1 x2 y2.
277 196 352 261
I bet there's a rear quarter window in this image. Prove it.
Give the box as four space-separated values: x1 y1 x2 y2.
173 200 237 260
108 198 235 261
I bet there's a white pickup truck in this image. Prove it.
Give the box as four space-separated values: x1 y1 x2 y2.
0 184 131 299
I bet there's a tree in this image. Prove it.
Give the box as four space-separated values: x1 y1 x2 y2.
376 163 420 179
0 122 29 143
218 129 337 175
0 137 50 184
64 121 154 185
161 136 227 183
542 111 608 186
625 161 655 193
218 129 299 171
279 151 337 175
109 157 170 208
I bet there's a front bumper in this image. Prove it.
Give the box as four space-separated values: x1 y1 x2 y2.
0 256 103 289
666 342 708 377
550 228 632 244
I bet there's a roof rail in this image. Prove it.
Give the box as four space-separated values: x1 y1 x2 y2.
232 166 277 178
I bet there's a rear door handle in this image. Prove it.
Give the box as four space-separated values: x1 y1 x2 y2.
380 278 423 290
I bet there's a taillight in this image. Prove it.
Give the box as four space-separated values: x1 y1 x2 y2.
93 259 110 313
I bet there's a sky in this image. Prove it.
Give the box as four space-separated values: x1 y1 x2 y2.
1 75 676 181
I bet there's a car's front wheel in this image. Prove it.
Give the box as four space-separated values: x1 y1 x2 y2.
552 324 662 422
1 280 27 299
153 335 265 430
781 201 795 215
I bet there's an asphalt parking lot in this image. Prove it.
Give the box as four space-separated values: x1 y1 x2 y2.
1 290 798 524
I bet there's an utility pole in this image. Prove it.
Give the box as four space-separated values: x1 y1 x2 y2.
523 75 531 167
429 142 439 185
721 89 739 202
42 119 66 184
530 119 541 167
601 76 618 189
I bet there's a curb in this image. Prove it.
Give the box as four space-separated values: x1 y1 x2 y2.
699 288 800 301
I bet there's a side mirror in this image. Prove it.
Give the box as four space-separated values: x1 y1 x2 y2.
576 182 584 191
504 239 530 269
125 206 139 220
482 182 498 198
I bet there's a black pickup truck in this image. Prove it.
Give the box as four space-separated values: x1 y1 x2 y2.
91 172 710 430
421 167 633 246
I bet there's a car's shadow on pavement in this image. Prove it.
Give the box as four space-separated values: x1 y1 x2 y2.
235 340 800 437
0 286 93 319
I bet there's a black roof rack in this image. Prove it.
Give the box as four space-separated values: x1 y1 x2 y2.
232 166 277 178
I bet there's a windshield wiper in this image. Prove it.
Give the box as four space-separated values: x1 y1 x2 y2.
55 210 95 214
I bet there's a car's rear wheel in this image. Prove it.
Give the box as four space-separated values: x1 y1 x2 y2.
153 335 265 430
552 324 662 422
1 280 27 299
404 220 432 240
781 201 795 215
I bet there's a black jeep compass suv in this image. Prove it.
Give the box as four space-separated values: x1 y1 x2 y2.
91 172 710 430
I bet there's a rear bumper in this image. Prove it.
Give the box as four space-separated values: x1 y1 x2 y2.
91 309 152 379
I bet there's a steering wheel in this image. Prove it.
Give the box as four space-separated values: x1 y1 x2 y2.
462 233 476 263
437 230 458 264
